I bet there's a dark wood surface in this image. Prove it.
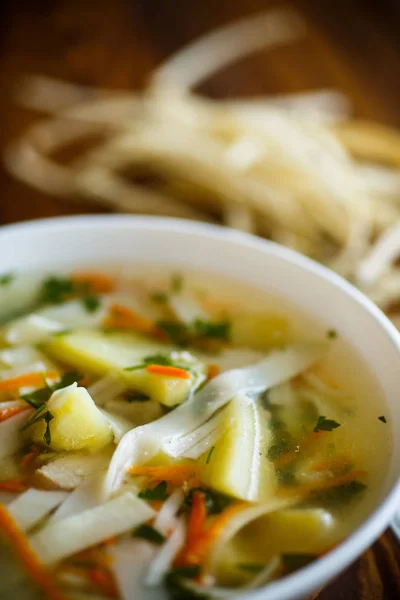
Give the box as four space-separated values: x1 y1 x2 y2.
1 0 400 597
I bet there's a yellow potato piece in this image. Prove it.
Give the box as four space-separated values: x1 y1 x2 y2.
200 394 276 502
44 329 204 407
231 313 290 350
32 384 113 452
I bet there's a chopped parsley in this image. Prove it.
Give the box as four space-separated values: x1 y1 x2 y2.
82 295 100 313
282 554 316 574
171 273 184 294
52 328 73 337
150 291 168 304
183 488 231 515
206 446 215 464
327 329 337 339
124 353 188 372
123 391 150 402
237 563 266 574
310 480 367 507
193 319 231 341
378 415 387 423
167 566 200 580
133 524 165 545
156 320 190 346
0 272 14 286
39 275 76 304
21 405 54 446
138 480 168 501
313 416 341 433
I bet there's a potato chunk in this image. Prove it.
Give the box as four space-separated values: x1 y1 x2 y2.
32 384 113 452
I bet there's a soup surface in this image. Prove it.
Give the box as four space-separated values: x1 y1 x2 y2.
0 267 391 599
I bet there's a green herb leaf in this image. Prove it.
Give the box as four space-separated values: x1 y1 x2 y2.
167 566 200 579
22 371 81 410
171 273 184 294
237 563 266 574
327 329 337 339
310 480 367 507
82 295 100 313
150 291 168 304
156 320 189 346
52 329 73 337
123 391 150 403
123 364 145 372
21 405 47 429
138 481 168 501
314 416 341 432
282 554 316 574
193 319 231 341
40 276 75 304
133 524 165 545
0 273 15 286
378 415 387 423
206 446 215 464
43 412 54 445
183 488 231 515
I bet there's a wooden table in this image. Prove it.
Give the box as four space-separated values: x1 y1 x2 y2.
1 0 400 597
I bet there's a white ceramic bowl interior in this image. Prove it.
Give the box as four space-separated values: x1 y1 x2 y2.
1 215 400 600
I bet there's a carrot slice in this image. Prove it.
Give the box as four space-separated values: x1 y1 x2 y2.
71 271 115 294
128 465 198 486
0 480 28 492
207 364 220 380
187 491 207 548
0 372 59 393
0 406 30 422
0 504 64 600
181 502 247 566
145 364 191 379
21 446 40 470
104 303 155 334
87 567 119 598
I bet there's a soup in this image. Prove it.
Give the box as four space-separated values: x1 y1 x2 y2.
0 267 390 599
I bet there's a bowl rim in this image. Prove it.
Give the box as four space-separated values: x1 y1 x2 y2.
2 213 400 600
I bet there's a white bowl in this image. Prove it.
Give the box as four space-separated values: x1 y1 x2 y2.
1 215 400 600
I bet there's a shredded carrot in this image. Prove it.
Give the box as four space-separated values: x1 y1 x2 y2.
0 371 59 393
0 479 28 492
307 365 340 390
180 502 247 566
0 504 65 600
71 271 115 293
0 405 30 422
72 547 112 568
101 537 117 547
87 567 119 598
278 470 367 499
21 446 41 470
311 456 351 474
207 364 220 380
187 491 207 547
149 500 164 511
128 464 199 486
274 431 325 470
103 303 155 335
146 364 191 379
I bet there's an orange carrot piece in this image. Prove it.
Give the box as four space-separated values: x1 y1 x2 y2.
0 372 59 393
0 405 30 422
71 271 115 294
104 303 155 334
0 504 65 600
146 364 191 379
148 500 164 511
181 502 247 566
186 491 207 550
311 456 351 474
72 548 112 568
87 567 119 598
128 465 198 486
207 364 220 380
0 480 28 492
21 446 40 470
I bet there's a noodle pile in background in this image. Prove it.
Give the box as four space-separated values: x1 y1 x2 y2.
5 9 400 323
